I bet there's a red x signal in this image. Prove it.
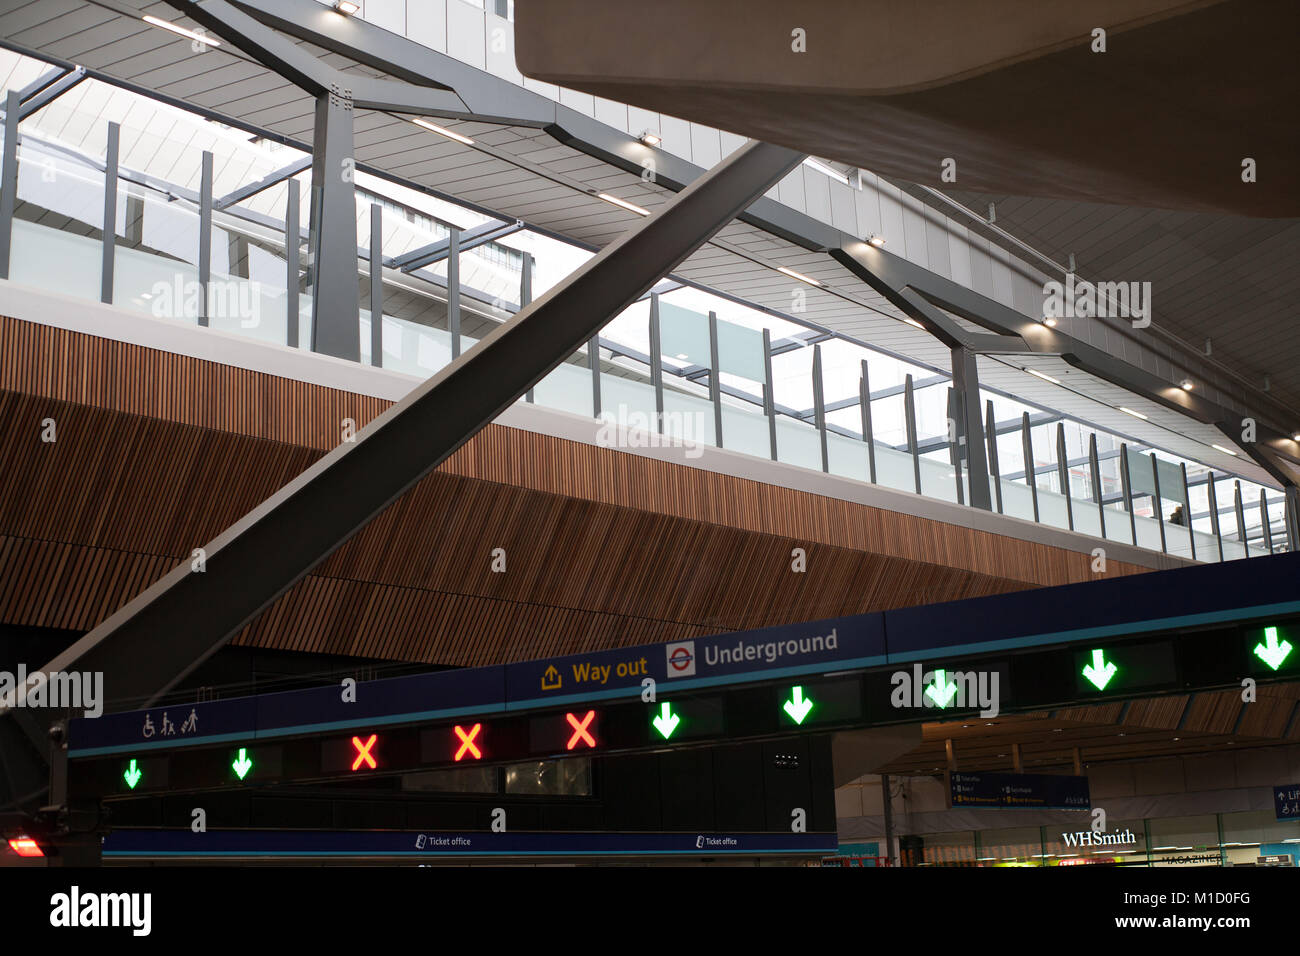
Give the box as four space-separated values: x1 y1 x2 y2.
351 734 378 771
454 723 482 761
565 711 596 750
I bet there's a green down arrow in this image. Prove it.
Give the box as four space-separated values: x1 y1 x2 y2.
123 759 142 790
652 703 681 739
1082 649 1118 690
232 748 254 780
783 686 815 724
1254 626 1294 671
925 669 959 708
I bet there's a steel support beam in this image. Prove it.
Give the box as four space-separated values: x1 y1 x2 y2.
709 310 723 447
392 219 522 272
100 122 118 305
447 227 461 359
813 344 828 472
286 178 300 348
308 89 361 360
1022 412 1040 523
0 142 803 756
215 155 311 210
860 360 877 484
763 328 777 461
905 374 922 495
986 400 1003 513
16 66 86 121
950 346 991 510
197 151 212 327
369 203 382 367
0 90 19 281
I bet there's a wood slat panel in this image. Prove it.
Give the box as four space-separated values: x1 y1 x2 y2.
0 314 1166 666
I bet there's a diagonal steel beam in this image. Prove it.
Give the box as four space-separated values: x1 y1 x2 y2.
214 155 311 210
16 66 86 121
392 219 523 272
1 141 803 749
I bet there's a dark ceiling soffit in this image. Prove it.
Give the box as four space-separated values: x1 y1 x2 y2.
834 241 1300 479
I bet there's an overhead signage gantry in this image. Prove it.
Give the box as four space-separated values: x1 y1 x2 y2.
65 552 1300 800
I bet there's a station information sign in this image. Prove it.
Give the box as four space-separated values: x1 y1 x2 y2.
63 558 1300 801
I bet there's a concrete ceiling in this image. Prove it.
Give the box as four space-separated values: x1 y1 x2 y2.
514 0 1299 218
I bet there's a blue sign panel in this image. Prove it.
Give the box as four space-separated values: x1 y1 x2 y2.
70 695 258 755
1275 783 1300 822
950 771 1090 810
504 613 886 709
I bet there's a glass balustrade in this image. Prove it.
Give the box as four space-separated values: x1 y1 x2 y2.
0 103 1287 565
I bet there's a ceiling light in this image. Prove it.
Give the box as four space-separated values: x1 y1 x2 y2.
333 0 360 14
1211 443 1238 456
1042 316 1058 327
803 157 850 185
1179 379 1194 391
1119 406 1148 421
142 15 222 46
675 353 689 360
903 317 925 330
597 192 650 216
411 118 474 146
1026 368 1061 384
777 266 821 286
867 234 886 248
1291 432 1300 442
638 130 661 147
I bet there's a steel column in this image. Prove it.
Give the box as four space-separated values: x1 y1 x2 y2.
763 328 777 461
986 400 1003 513
1234 481 1249 553
523 253 535 403
709 310 723 447
1180 462 1196 560
1056 423 1073 531
308 89 360 360
813 344 829 471
1120 444 1137 545
100 122 119 305
369 203 382 367
286 178 300 348
447 227 461 359
1287 486 1300 552
1261 491 1275 554
1 139 804 749
947 388 965 505
950 346 992 510
1022 412 1039 522
0 91 18 280
588 336 601 418
904 374 922 494
1150 453 1168 553
649 291 664 432
1088 433 1105 539
860 360 876 483
1207 471 1224 562
198 151 212 327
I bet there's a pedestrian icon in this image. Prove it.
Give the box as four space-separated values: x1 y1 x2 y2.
181 709 198 734
160 712 175 736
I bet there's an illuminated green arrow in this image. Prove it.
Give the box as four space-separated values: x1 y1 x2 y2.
783 686 814 724
925 669 959 708
232 748 254 780
1082 649 1118 690
652 703 681 739
1254 626 1294 671
123 759 142 790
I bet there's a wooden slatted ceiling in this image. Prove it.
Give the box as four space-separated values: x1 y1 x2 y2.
1 313 1159 668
